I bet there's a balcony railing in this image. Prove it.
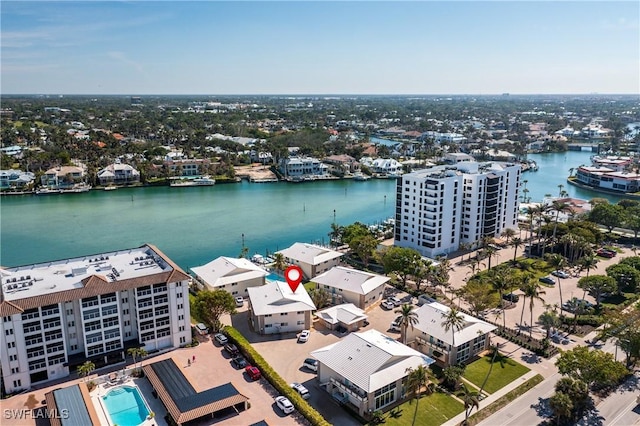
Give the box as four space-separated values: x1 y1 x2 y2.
330 378 368 402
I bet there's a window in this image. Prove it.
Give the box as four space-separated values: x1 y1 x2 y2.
5 328 13 336
374 383 397 410
8 341 15 348
122 297 128 304
11 367 19 374
13 380 21 388
9 354 18 362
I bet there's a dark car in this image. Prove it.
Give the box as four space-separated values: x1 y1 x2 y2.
224 343 239 356
502 293 520 303
231 356 248 369
597 248 616 258
539 276 556 285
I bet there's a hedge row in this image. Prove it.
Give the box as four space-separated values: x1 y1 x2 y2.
224 326 331 426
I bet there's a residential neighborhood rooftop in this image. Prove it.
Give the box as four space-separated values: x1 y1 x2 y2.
247 280 316 316
414 302 496 345
190 256 267 288
312 266 389 295
276 243 343 266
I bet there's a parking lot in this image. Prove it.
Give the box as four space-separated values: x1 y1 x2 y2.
225 288 415 426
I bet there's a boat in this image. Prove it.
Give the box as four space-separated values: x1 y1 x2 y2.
169 176 216 187
352 172 371 181
104 185 118 191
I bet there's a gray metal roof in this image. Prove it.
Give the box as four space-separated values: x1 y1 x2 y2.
53 385 93 426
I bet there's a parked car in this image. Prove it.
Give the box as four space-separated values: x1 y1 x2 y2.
224 343 239 356
245 366 261 380
290 383 311 399
597 248 616 258
303 358 318 372
539 276 556 285
387 296 402 306
502 293 520 303
214 333 228 346
390 315 402 332
194 323 209 335
298 330 310 343
551 270 570 279
235 296 244 307
562 298 594 313
231 356 248 369
381 300 395 310
275 396 295 414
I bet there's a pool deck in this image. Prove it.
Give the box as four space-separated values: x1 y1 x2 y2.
91 377 162 426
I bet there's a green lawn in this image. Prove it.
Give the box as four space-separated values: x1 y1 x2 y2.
462 355 530 394
384 391 464 426
304 281 316 292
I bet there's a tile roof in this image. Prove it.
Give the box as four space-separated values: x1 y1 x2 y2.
312 266 389 295
310 329 434 393
247 280 316 316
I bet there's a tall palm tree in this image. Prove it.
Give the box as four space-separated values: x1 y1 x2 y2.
551 200 573 241
478 341 506 396
459 384 480 425
578 255 599 279
546 253 567 312
489 267 512 328
77 360 95 382
501 228 516 245
405 365 432 426
511 237 523 263
395 304 419 345
441 307 466 365
522 279 546 338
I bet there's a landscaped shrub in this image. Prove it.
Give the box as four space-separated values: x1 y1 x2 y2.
224 326 331 426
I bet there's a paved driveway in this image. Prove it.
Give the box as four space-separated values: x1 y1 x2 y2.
224 287 416 426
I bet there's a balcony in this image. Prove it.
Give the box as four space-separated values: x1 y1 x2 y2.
330 377 368 402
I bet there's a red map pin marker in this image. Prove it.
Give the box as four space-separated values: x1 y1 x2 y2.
284 265 303 293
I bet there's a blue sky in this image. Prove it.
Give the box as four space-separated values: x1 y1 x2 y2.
1 1 638 95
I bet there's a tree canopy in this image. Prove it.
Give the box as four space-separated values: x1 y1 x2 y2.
191 289 237 332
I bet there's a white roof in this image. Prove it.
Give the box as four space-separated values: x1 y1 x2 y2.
414 302 496 346
312 266 389 295
310 329 434 393
276 243 343 266
315 303 367 325
247 280 316 316
190 257 267 288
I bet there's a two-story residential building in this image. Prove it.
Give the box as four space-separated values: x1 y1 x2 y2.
276 243 344 280
40 166 85 189
97 162 141 185
0 244 192 394
190 256 267 298
0 170 35 190
279 156 328 178
406 302 496 367
311 266 389 310
310 329 434 416
164 158 211 177
247 280 316 335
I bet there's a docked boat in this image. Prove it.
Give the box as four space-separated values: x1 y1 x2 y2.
169 176 216 187
353 172 371 181
36 183 91 195
104 185 118 191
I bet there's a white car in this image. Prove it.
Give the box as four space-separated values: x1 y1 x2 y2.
290 383 310 399
381 300 395 310
275 396 295 414
235 296 244 307
303 358 318 372
551 270 570 279
387 296 402 306
298 330 310 343
214 333 228 346
390 315 402 332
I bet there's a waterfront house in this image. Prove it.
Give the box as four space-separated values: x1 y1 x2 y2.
315 303 368 332
97 162 141 185
310 329 434 416
276 243 344 280
406 302 495 367
323 154 359 174
190 256 267 297
444 153 475 164
41 166 85 189
247 280 316 335
279 156 328 179
164 158 211 177
311 266 389 310
0 169 35 190
590 155 633 172
0 244 192 394
359 157 403 176
575 165 640 194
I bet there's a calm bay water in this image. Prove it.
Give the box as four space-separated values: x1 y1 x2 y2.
0 150 628 270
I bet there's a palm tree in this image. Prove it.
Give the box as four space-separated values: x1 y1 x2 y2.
501 228 516 245
478 342 506 397
521 279 546 338
441 307 466 365
511 237 523 263
309 287 331 309
538 310 560 339
405 365 432 426
395 304 419 345
272 253 286 274
578 255 599 279
459 384 480 425
77 360 95 381
489 267 512 328
546 253 567 312
551 200 573 241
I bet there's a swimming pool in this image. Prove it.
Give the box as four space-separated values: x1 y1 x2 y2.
102 385 150 426
266 272 284 282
